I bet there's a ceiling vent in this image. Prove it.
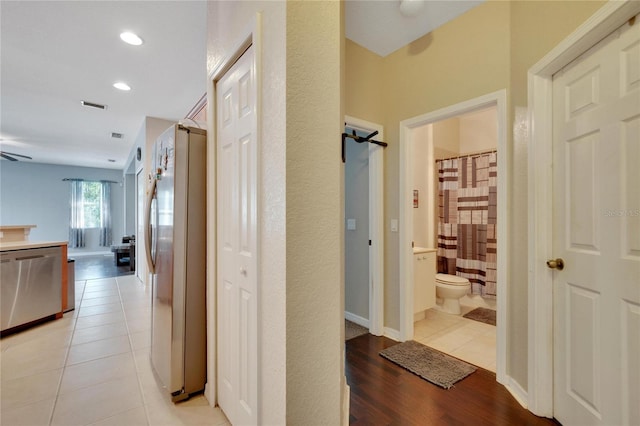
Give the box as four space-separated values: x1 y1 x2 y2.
111 132 124 139
81 100 107 110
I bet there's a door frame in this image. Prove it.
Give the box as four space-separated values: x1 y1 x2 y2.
205 14 262 411
344 116 384 336
398 89 508 384
527 0 640 417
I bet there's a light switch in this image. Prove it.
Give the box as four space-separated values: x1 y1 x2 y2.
347 218 356 230
391 219 398 232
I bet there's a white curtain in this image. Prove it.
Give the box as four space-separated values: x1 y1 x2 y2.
99 182 112 246
68 180 85 248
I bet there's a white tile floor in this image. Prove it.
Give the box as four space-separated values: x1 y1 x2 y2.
1 275 230 426
414 306 496 372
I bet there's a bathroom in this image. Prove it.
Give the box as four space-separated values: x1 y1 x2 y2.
412 105 498 372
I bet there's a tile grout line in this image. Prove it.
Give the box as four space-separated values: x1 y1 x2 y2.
117 275 152 426
48 279 86 426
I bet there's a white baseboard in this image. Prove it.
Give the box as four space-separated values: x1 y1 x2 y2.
384 327 400 341
68 251 111 257
344 311 369 328
504 376 528 410
342 382 350 426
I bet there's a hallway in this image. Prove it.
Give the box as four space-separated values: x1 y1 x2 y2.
346 334 559 425
0 275 228 426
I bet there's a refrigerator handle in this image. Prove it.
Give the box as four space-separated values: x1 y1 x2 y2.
145 177 157 274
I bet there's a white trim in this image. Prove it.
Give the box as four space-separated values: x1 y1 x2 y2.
206 13 262 414
344 311 369 328
384 327 400 342
527 0 640 417
505 377 529 410
344 116 385 336
398 90 508 386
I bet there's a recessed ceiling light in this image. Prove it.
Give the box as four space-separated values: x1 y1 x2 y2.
113 82 131 91
120 31 143 46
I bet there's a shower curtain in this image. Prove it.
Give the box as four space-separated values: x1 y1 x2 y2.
436 152 497 298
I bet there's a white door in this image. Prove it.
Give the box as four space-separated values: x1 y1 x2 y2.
216 45 258 425
552 16 640 426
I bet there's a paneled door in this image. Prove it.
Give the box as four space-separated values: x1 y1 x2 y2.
551 16 640 425
216 44 258 425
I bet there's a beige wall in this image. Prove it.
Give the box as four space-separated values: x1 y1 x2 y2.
286 1 344 424
207 1 344 424
345 0 606 393
345 39 384 125
459 107 498 154
412 125 431 249
433 117 460 156
507 0 605 389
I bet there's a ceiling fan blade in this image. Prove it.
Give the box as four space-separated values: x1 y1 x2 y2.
1 153 18 161
0 151 32 160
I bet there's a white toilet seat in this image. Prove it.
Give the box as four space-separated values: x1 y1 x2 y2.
435 273 469 286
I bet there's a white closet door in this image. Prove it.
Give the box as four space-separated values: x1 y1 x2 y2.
552 16 640 426
217 44 258 426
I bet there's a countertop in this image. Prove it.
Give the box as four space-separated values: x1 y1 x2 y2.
413 247 437 254
0 241 68 252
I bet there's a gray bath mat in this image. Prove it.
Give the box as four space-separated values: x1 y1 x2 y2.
379 340 476 389
463 307 496 326
345 319 368 340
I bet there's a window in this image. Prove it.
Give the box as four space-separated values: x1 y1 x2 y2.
81 181 102 228
69 180 112 248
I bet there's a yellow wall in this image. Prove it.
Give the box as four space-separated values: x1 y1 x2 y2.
345 39 384 124
286 1 345 424
345 0 606 393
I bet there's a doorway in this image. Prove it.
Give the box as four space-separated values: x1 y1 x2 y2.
215 43 259 425
399 90 508 384
344 116 384 336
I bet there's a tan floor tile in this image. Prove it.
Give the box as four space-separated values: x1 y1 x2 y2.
74 311 126 330
51 376 143 426
127 318 152 334
415 308 497 373
0 368 62 409
59 352 136 395
82 289 120 299
71 322 129 346
78 302 123 318
80 295 122 308
1 326 73 354
130 329 151 351
0 397 55 426
1 345 68 381
89 406 148 426
146 396 229 426
66 334 131 365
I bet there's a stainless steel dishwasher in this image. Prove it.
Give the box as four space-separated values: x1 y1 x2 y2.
1 246 62 332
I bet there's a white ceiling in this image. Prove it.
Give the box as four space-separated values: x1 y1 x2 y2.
345 0 483 57
1 0 482 170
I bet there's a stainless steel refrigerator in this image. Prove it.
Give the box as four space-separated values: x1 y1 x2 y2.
144 124 206 402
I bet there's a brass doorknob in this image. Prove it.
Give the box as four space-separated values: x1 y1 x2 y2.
546 258 564 270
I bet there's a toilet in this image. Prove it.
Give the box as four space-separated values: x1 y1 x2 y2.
435 273 471 315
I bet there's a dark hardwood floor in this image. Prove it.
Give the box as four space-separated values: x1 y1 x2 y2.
72 254 134 281
346 334 559 426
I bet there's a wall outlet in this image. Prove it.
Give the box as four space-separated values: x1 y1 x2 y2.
347 218 356 230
